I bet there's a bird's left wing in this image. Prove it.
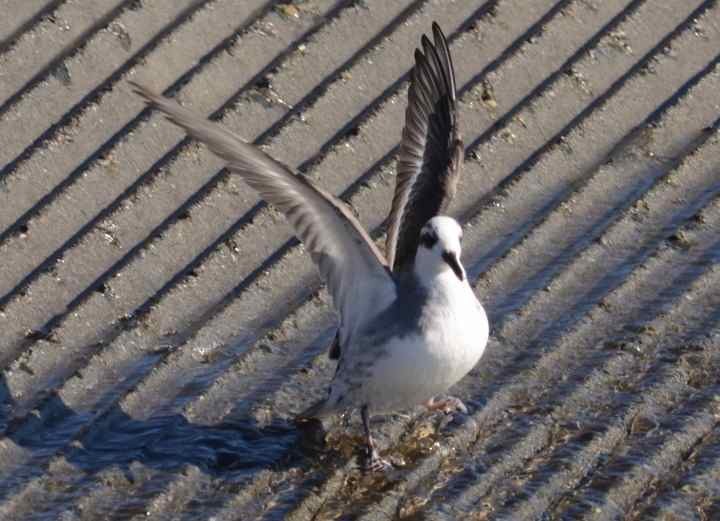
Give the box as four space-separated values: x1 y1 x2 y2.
386 23 463 272
131 83 396 342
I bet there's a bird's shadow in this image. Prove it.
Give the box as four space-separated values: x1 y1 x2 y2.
0 371 340 506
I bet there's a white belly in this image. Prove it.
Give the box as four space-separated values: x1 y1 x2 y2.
358 285 489 412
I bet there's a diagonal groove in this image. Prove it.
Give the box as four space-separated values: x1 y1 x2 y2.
0 0 362 323
1 0 708 464
291 32 720 511
0 0 567 443
0 2 517 509
0 0 66 54
554 383 720 520
1 0 708 450
0 0 143 118
0 1 565 508
633 427 720 519
191 99 720 520
481 55 720 329
0 0 495 382
0 0 503 436
0 0 279 233
481 256 720 520
0 0 433 289
315 190 720 520
1 0 719 516
382 191 720 519
458 0 717 277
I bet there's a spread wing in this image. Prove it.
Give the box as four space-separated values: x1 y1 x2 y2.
386 22 463 272
131 83 396 342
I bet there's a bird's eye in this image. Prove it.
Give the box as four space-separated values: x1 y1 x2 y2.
420 230 438 249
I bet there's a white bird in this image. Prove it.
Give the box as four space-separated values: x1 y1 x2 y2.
130 23 489 472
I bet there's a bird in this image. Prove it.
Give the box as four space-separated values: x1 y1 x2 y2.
130 22 489 472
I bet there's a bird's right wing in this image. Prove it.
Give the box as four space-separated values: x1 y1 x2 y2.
131 83 396 341
386 23 463 272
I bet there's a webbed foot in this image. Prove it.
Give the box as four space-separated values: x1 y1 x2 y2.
425 396 468 415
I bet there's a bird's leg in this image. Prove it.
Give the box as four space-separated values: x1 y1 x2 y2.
361 405 392 472
424 396 468 415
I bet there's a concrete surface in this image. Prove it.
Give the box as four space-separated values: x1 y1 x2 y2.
0 0 719 519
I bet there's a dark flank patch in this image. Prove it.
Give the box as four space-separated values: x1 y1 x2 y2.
328 333 341 359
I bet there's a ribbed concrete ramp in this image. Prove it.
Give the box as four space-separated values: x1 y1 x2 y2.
1 1 719 519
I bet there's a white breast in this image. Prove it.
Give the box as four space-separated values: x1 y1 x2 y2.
358 274 489 412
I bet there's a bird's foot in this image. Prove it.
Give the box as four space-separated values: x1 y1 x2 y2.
363 447 393 473
425 396 468 415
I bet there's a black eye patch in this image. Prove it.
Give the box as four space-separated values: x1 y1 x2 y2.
419 229 438 249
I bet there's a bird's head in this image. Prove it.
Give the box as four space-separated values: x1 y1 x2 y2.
414 216 465 282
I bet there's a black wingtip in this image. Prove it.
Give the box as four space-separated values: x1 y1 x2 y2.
128 81 170 118
128 81 178 113
127 79 153 101
328 333 341 360
432 21 446 43
430 23 456 99
128 81 187 130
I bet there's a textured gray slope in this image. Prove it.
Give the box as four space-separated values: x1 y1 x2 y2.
0 1 719 520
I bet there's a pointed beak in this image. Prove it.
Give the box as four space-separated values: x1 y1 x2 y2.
441 250 465 281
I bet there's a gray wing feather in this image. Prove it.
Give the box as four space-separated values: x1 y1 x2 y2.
386 23 463 272
131 82 395 341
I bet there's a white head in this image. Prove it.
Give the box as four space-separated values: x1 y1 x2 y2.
414 216 465 282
